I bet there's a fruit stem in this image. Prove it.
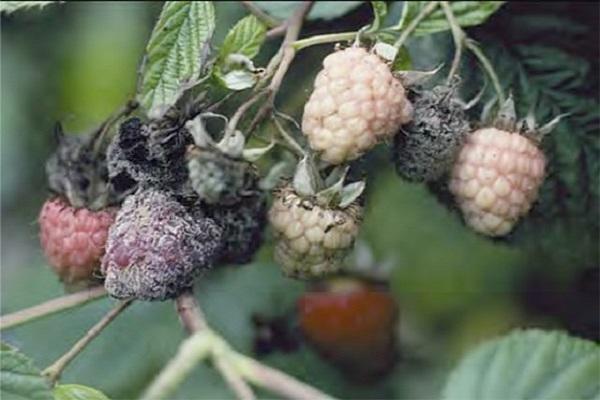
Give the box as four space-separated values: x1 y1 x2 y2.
273 115 306 158
246 1 314 137
393 1 440 50
440 1 464 83
292 31 358 51
0 286 107 331
466 39 506 104
42 299 132 385
439 1 505 104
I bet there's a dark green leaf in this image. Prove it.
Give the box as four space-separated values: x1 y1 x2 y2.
396 2 505 36
0 341 53 400
54 384 110 400
138 1 215 118
443 329 600 399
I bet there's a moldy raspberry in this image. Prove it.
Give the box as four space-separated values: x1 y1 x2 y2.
449 97 562 237
393 81 471 182
302 46 413 164
101 189 222 301
107 117 193 196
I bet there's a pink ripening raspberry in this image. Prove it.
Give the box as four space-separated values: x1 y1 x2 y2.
39 197 116 284
449 127 546 237
302 46 413 164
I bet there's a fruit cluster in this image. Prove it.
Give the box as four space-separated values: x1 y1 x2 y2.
38 43 560 299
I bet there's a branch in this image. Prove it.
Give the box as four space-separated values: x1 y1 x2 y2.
247 1 313 135
241 1 280 27
146 290 334 400
234 354 334 400
141 330 214 400
439 1 504 103
393 1 439 49
0 286 107 331
43 300 132 384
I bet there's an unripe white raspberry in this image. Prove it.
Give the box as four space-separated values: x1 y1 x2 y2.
268 185 362 279
449 127 546 236
302 46 413 164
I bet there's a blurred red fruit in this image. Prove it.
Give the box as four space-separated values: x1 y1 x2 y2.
297 276 399 381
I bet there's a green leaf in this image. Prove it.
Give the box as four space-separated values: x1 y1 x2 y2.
54 384 110 400
0 341 53 400
369 1 387 31
219 15 266 61
396 2 505 36
442 329 600 399
138 1 215 118
0 1 59 14
255 1 362 21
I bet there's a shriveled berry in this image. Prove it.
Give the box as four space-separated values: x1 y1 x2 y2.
101 189 222 301
393 83 470 182
269 185 362 279
449 127 546 236
39 197 116 284
302 46 413 164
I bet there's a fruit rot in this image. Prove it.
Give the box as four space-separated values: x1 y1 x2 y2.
101 189 222 301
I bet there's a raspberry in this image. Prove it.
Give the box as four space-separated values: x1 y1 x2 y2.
449 127 546 236
206 194 267 266
101 189 222 301
107 117 193 196
186 145 258 205
297 277 399 380
39 197 116 284
302 46 413 164
268 185 362 279
393 83 471 182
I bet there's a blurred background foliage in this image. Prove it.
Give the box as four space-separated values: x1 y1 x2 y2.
1 2 598 399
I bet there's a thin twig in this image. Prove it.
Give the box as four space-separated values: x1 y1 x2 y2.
393 1 439 49
266 23 287 39
42 300 132 384
0 286 107 331
247 1 314 136
292 31 357 51
235 354 333 400
466 39 505 104
441 1 464 83
241 1 280 27
141 331 214 400
174 291 256 400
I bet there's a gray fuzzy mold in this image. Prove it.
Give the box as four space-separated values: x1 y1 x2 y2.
101 189 222 301
393 84 471 182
